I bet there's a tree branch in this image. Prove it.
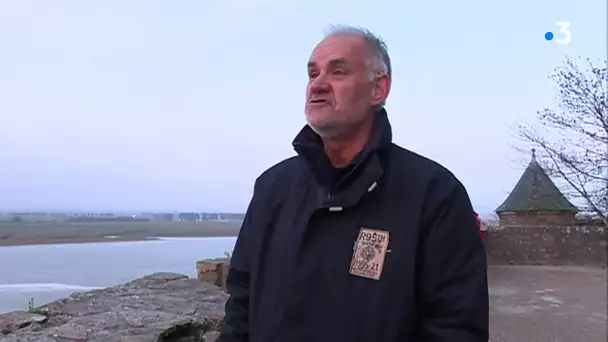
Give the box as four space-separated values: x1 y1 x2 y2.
514 56 607 226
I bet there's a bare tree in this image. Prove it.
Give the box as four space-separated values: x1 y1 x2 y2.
516 56 607 226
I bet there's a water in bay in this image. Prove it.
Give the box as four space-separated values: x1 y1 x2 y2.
0 237 237 313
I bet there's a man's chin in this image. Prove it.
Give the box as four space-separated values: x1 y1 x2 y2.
306 120 344 139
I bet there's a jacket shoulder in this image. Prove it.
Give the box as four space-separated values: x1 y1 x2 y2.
254 155 302 189
390 145 460 185
388 145 470 209
389 145 475 232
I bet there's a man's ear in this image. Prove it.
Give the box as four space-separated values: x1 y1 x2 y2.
371 74 391 106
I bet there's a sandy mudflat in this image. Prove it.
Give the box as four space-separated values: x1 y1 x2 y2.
0 236 160 247
0 221 241 247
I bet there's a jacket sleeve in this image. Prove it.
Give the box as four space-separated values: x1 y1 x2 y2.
415 178 490 341
217 179 263 342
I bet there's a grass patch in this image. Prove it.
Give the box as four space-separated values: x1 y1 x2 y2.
27 296 48 315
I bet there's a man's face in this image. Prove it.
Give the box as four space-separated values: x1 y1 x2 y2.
305 35 388 137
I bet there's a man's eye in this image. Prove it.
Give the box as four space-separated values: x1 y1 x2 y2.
333 70 346 76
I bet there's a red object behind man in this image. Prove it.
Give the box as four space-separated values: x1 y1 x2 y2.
475 212 487 241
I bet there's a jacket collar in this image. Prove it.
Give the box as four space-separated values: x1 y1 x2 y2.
292 108 393 193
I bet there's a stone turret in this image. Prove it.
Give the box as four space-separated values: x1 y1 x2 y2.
495 149 579 226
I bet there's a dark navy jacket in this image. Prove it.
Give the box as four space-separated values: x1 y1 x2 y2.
217 109 489 342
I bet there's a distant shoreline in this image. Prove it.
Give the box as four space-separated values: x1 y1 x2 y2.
0 221 241 247
0 236 158 247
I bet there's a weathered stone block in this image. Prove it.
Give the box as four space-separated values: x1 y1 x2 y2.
196 258 230 291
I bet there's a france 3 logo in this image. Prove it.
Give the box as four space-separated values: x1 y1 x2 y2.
544 22 572 45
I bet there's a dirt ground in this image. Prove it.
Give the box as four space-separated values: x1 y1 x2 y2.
489 265 607 342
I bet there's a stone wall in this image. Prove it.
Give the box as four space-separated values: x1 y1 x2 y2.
485 224 607 267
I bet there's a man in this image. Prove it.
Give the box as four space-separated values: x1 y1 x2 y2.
218 26 489 342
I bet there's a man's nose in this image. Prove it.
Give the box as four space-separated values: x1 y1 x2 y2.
309 74 331 93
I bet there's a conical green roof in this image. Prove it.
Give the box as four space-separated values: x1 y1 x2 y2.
495 149 579 213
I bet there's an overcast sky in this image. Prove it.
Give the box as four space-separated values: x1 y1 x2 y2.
0 0 605 214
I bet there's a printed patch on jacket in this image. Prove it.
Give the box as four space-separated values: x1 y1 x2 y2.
349 228 390 280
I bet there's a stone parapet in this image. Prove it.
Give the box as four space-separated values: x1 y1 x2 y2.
486 225 607 267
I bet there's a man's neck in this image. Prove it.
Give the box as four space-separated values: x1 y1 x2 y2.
323 115 375 168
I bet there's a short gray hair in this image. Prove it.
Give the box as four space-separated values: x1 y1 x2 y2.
324 25 391 107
